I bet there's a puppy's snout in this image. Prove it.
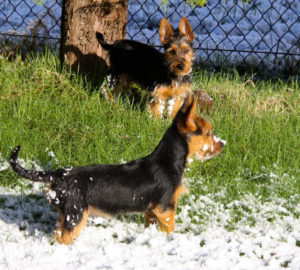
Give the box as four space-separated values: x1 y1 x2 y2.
213 136 226 149
176 63 184 70
220 140 225 148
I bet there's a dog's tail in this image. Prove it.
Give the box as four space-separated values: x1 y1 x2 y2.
10 146 54 183
96 32 112 51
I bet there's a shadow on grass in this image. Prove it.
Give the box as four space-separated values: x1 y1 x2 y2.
62 45 107 92
0 192 145 238
0 193 57 237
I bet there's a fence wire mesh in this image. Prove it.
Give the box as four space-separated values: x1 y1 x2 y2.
0 0 61 54
0 0 299 74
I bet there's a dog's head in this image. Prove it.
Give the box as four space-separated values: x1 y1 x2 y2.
175 94 225 161
159 17 194 76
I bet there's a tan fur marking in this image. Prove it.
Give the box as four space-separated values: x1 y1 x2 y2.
152 206 175 234
53 211 64 244
177 95 197 134
178 17 194 42
180 43 191 51
105 73 133 102
148 82 192 118
169 97 184 118
166 44 178 54
54 210 89 245
171 185 188 207
164 44 193 76
159 18 173 44
144 185 187 233
186 131 224 161
184 114 224 161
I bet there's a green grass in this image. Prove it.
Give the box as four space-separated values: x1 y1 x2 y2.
0 52 299 217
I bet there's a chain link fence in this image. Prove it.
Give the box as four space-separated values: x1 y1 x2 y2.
1 0 299 74
0 0 61 55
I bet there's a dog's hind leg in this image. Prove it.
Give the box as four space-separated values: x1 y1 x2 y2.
54 209 89 245
111 73 132 100
53 211 65 243
103 73 132 102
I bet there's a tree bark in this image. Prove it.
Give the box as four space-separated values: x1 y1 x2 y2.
60 0 127 79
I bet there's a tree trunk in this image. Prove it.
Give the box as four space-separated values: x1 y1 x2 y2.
60 0 127 81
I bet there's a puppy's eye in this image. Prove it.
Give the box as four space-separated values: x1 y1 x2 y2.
169 49 176 55
183 49 189 54
206 131 211 137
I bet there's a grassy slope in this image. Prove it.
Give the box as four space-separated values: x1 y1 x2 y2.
0 53 299 217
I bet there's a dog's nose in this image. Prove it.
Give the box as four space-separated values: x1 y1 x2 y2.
220 139 226 148
177 63 184 70
214 136 226 149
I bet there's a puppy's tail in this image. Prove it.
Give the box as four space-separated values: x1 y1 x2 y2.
96 32 112 51
9 146 54 183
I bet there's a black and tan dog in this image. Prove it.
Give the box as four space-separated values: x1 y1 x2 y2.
96 17 194 118
9 95 225 244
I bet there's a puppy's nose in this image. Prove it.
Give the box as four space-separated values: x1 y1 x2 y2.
220 139 226 148
177 63 184 70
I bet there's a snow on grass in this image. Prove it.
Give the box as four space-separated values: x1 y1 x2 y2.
0 182 299 270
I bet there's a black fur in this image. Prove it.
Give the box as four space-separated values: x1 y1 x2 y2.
96 32 190 91
10 120 188 231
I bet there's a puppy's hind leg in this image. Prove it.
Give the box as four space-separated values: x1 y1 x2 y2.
102 73 132 102
101 72 116 102
54 209 89 245
53 211 65 243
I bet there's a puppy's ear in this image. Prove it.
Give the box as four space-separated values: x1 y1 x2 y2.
159 18 173 45
178 17 194 42
177 93 197 134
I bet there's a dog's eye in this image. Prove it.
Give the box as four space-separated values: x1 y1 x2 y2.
206 131 211 137
170 50 176 55
183 49 189 54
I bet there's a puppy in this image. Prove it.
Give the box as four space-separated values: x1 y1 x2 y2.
9 95 225 244
96 17 195 118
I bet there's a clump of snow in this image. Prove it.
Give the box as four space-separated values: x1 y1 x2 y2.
63 167 73 177
0 155 9 171
0 182 299 269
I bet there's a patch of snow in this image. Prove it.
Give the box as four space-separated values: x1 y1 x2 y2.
47 190 56 200
0 157 9 172
0 184 299 269
117 158 127 165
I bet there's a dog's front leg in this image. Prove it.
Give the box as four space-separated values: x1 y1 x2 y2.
144 210 158 227
151 206 175 234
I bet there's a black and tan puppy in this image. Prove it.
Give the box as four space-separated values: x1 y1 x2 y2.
96 17 195 118
9 95 225 244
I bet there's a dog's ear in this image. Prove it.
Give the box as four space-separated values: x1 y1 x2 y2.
159 18 173 45
178 17 194 43
177 93 197 134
